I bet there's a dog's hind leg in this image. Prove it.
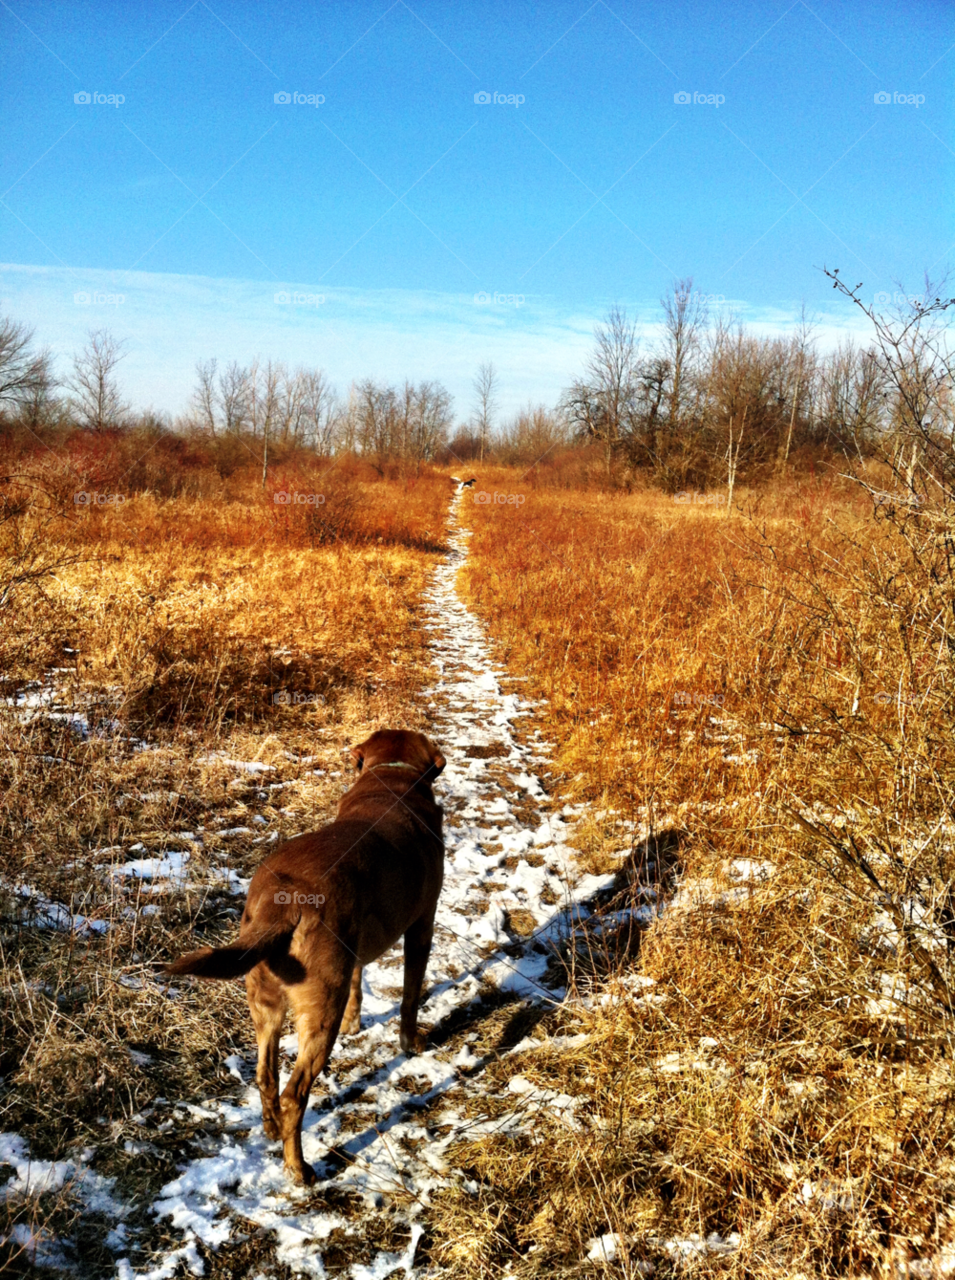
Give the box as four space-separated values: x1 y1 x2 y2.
246 963 287 1142
340 962 362 1036
280 973 351 1185
399 916 434 1054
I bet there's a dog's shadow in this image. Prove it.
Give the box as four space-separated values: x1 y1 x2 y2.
310 996 552 1179
299 827 688 1181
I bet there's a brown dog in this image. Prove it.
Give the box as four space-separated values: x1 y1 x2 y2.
165 729 445 1185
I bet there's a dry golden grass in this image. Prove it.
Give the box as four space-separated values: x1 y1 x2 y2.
4 452 955 1276
426 466 955 1277
0 463 451 1273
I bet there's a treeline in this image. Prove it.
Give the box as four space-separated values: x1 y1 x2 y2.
1 274 951 492
188 362 450 468
553 278 953 490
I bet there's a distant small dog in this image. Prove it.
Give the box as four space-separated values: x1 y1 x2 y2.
165 730 445 1185
450 476 477 491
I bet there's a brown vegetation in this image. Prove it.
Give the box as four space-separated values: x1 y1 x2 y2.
2 283 953 1275
0 459 450 1272
429 445 955 1273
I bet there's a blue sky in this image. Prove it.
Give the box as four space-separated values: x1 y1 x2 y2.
1 0 951 421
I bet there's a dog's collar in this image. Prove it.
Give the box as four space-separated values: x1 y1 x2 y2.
366 761 422 774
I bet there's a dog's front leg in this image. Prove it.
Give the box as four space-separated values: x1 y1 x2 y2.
399 917 434 1054
340 962 363 1036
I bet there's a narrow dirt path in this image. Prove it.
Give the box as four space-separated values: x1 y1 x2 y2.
141 495 617 1278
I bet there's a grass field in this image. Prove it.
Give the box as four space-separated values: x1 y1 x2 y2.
430 468 955 1277
0 461 452 1273
2 457 954 1277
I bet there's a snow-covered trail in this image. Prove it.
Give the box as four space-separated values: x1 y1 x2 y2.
140 494 617 1279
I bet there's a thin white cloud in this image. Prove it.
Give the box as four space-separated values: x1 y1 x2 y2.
0 262 875 423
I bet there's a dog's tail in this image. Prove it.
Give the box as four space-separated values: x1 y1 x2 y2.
164 922 294 980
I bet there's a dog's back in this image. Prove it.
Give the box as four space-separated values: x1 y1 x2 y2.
244 789 443 971
168 763 444 979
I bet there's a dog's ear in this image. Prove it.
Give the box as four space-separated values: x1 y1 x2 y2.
430 748 446 776
350 745 364 772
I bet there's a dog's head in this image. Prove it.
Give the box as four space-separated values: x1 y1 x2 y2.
350 730 446 778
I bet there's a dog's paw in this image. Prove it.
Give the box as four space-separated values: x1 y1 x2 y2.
340 1013 361 1037
286 1161 317 1187
399 1029 425 1056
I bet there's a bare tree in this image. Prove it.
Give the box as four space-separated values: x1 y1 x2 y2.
298 370 340 453
351 378 452 470
278 367 305 444
17 376 61 433
818 341 885 457
277 368 340 452
68 329 129 430
406 380 453 466
824 268 955 500
246 359 282 441
776 309 818 469
337 383 359 453
661 278 707 445
244 359 283 486
444 424 483 462
560 304 640 476
726 406 746 511
471 362 497 463
353 379 397 473
703 321 797 480
189 358 218 437
0 317 54 416
218 361 250 435
634 355 671 462
498 405 568 467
